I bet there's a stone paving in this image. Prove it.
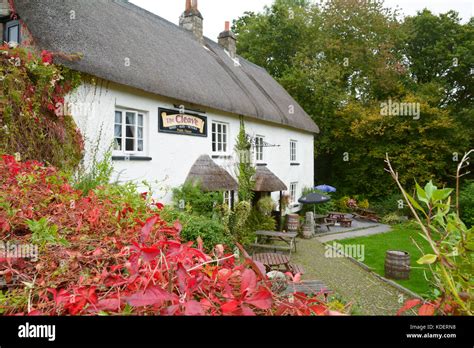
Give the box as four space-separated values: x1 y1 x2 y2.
291 238 412 315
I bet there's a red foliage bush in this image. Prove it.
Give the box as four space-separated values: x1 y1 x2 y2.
0 156 335 316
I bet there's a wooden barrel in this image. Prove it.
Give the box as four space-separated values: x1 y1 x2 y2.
385 250 410 280
287 214 300 233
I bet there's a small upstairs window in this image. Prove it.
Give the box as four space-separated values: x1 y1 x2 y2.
5 20 21 44
211 121 229 154
255 135 264 162
290 140 297 162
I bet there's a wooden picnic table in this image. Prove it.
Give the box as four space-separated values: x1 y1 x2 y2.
251 230 298 254
328 212 347 221
252 252 291 272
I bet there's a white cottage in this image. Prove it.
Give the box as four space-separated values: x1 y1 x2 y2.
6 0 320 212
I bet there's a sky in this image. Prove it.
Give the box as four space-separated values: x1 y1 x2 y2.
129 0 473 41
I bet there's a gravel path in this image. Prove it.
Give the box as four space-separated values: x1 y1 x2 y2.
291 238 409 315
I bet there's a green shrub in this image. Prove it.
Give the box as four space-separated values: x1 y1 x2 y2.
371 193 411 217
172 182 223 217
73 148 114 195
161 208 232 251
229 201 253 245
459 180 474 227
26 217 68 250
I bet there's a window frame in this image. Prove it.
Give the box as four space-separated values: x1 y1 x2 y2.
211 121 229 154
114 109 146 155
290 182 298 204
290 140 297 163
255 135 265 162
5 20 21 44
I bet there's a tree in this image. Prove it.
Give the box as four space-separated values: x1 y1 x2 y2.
234 1 472 198
235 117 255 202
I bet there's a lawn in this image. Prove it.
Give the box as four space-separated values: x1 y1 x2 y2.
336 223 434 297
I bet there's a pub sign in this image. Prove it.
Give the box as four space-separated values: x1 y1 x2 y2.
158 108 207 137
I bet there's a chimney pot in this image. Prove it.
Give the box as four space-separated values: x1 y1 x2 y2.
218 21 237 58
180 0 204 42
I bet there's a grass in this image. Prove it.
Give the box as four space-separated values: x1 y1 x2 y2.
336 222 434 297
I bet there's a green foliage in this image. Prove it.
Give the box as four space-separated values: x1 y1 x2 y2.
398 179 473 314
381 213 405 225
0 45 83 171
161 208 232 252
172 182 223 218
26 217 68 250
371 193 410 217
256 196 276 216
459 181 474 228
0 289 28 314
246 197 277 233
73 148 114 195
235 117 255 202
234 1 472 199
228 201 253 245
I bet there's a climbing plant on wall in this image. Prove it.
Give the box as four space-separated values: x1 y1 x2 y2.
0 44 83 172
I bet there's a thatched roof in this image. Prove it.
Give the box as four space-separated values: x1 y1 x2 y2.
185 155 238 192
14 0 319 134
253 166 287 192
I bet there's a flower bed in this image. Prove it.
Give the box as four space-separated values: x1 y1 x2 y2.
0 156 336 316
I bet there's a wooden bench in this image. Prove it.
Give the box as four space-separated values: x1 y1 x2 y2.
250 244 292 252
288 263 305 275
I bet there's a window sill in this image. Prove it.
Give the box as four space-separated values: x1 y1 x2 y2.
211 154 232 159
256 163 267 167
290 163 300 166
112 156 152 162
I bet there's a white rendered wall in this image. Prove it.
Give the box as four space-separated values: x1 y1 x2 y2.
67 80 315 213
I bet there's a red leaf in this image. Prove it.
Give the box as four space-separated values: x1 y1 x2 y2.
184 300 204 316
174 220 182 234
125 286 172 307
240 304 256 316
96 298 122 312
141 216 158 243
241 269 257 296
418 303 436 316
245 289 272 310
221 300 240 315
140 246 161 262
397 299 422 316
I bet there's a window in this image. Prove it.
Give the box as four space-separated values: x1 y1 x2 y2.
290 140 297 162
290 182 298 204
114 110 145 153
212 121 228 154
5 20 21 44
255 135 264 162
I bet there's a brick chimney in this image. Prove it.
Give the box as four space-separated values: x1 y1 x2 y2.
218 21 237 58
179 0 204 43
